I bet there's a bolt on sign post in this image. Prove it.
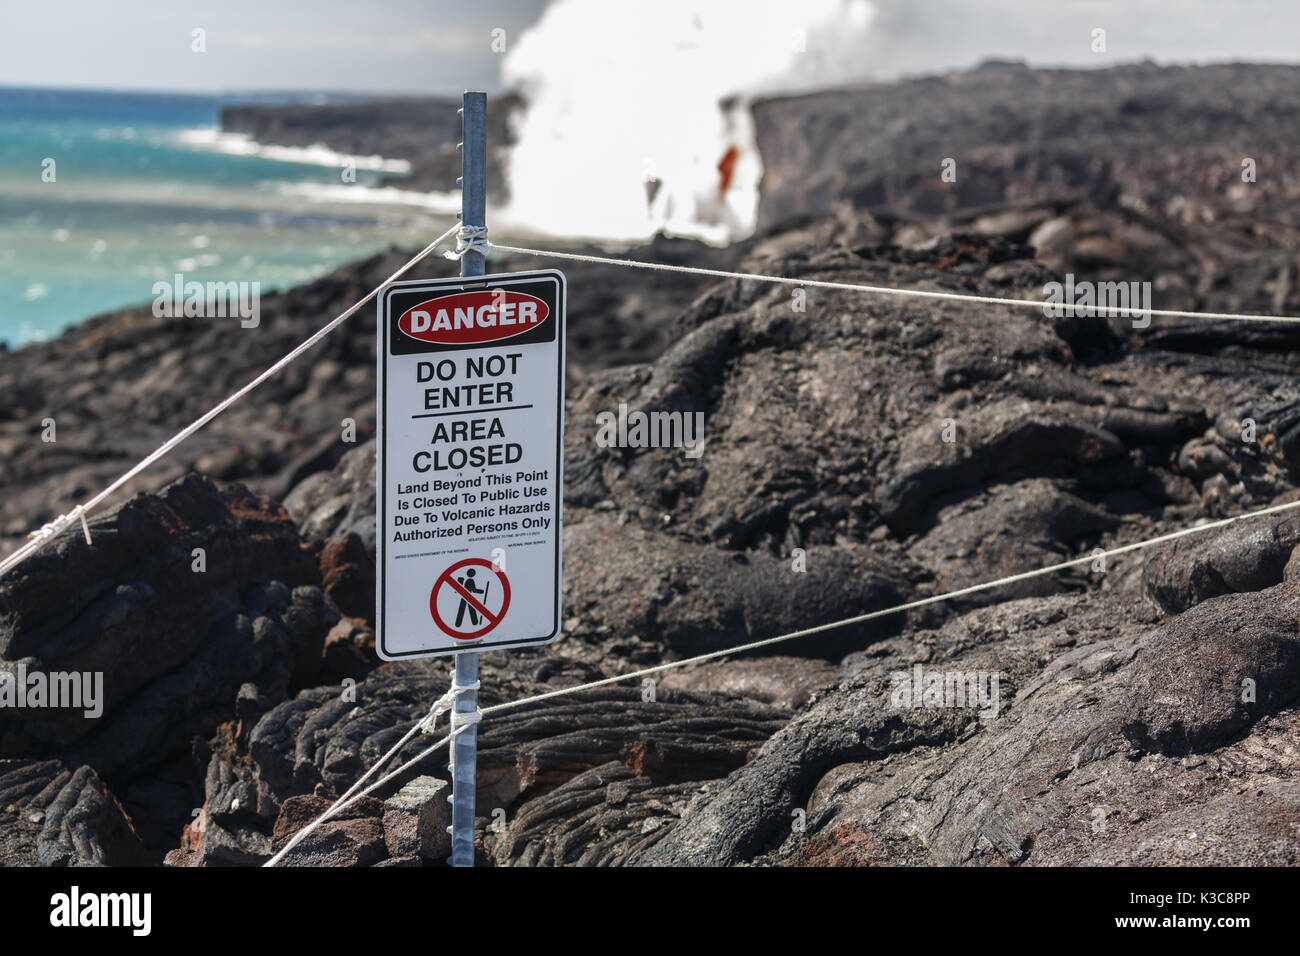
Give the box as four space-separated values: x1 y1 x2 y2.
375 92 566 866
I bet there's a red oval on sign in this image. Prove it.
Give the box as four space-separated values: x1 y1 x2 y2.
397 291 550 345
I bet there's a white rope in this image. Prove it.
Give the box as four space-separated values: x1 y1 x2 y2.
451 715 482 739
488 241 1300 325
446 675 482 772
26 504 92 548
0 222 462 582
448 677 482 734
11 221 1299 860
263 495 1300 865
11 227 1295 586
477 495 1300 717
450 708 483 732
264 731 457 867
263 669 484 867
263 684 459 867
443 224 490 261
418 685 459 735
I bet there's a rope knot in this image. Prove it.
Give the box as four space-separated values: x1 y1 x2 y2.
448 675 481 737
418 686 459 735
449 706 482 736
26 504 92 547
442 224 491 260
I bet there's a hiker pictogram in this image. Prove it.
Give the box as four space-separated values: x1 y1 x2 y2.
430 558 511 640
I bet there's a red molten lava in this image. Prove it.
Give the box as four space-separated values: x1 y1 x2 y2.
717 145 740 198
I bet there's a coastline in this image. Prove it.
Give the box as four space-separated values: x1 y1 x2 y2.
4 62 1300 869
218 94 522 196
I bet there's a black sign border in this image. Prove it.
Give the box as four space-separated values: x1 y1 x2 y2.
377 269 566 659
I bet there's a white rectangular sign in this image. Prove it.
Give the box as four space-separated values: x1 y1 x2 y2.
376 269 565 659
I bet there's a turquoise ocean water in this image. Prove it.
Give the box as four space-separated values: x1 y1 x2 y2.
0 86 457 347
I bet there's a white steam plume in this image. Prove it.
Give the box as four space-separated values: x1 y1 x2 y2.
499 0 876 244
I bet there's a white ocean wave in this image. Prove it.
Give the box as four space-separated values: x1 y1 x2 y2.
176 128 412 175
273 180 461 214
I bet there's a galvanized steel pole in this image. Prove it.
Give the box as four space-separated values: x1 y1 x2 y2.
450 90 486 867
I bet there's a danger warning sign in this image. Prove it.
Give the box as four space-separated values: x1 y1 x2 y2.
376 270 565 659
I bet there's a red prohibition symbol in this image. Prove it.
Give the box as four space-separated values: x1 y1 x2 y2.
430 558 511 640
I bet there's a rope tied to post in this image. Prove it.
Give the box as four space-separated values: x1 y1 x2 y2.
263 667 486 866
417 684 459 734
485 242 1300 325
446 675 482 776
422 676 481 738
0 220 464 584
263 683 462 867
443 224 491 261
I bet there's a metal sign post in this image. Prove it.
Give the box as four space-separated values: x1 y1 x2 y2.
450 90 487 868
375 91 564 865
